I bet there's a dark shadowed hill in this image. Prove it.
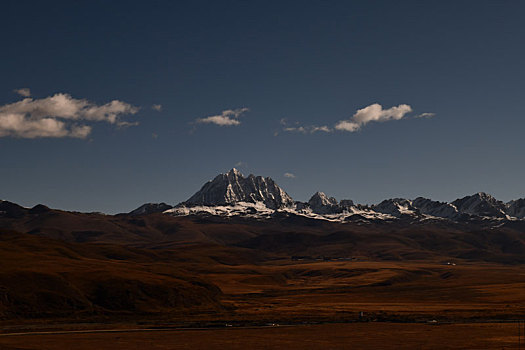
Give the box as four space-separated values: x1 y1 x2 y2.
0 229 226 319
2 201 525 263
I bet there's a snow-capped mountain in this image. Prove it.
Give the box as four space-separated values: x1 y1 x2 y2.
507 198 525 219
307 192 342 214
130 169 525 224
411 197 459 219
183 168 294 209
372 198 418 218
451 192 508 218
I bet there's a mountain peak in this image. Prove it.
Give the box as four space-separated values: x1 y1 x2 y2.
452 192 506 218
507 198 525 219
309 192 337 206
475 192 495 200
372 198 417 217
183 169 294 209
0 200 28 218
308 191 341 214
129 202 173 216
226 168 243 177
412 197 459 219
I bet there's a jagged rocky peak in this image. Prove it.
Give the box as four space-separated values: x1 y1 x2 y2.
507 198 525 219
308 192 343 214
412 197 459 219
452 192 507 218
372 198 417 217
309 192 338 207
183 168 294 209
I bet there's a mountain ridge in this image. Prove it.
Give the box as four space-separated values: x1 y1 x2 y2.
131 170 525 223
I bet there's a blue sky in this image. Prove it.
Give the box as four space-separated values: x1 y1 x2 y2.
1 0 524 213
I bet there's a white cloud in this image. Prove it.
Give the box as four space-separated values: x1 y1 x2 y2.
311 125 332 133
284 172 296 178
281 119 332 134
333 120 360 132
0 113 92 139
415 112 436 119
14 88 31 97
235 161 246 167
335 103 413 132
152 104 162 112
116 120 139 128
196 108 249 126
282 125 332 134
199 115 240 126
0 92 139 139
283 126 306 133
353 103 412 124
282 103 425 135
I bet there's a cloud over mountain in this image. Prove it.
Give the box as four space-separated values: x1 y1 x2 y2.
0 92 139 139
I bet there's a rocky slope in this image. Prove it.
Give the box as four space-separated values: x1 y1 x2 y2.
507 198 525 219
411 197 459 219
129 202 173 216
451 192 508 218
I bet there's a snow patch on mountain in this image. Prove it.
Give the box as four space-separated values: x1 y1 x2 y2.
167 200 395 222
126 169 525 224
166 201 275 218
507 199 525 219
411 197 459 219
372 198 418 217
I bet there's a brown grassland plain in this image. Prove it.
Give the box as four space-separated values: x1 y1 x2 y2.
0 322 524 349
1 240 525 349
1 209 525 349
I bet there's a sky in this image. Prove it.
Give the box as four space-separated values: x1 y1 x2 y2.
1 0 524 213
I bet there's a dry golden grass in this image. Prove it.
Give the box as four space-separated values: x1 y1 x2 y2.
198 259 525 322
1 230 525 324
